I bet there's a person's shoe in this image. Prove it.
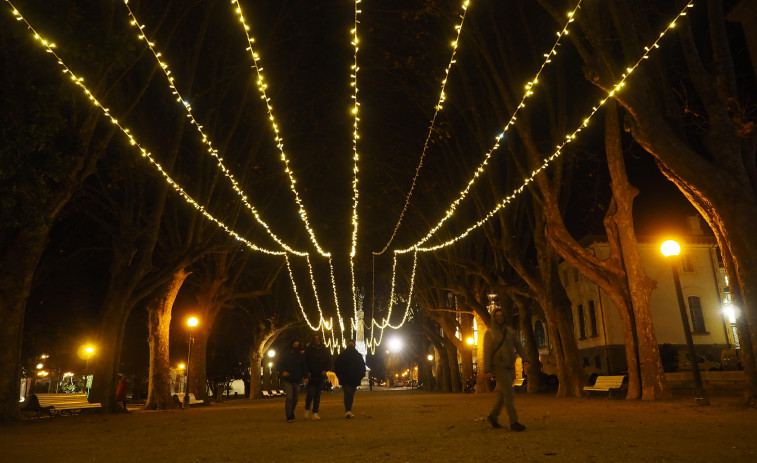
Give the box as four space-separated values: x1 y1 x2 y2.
303 410 311 419
286 418 294 423
510 422 526 431
345 411 354 418
311 413 321 420
487 415 502 428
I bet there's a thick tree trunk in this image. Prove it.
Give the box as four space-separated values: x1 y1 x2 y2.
442 337 462 392
144 269 190 410
188 331 209 400
89 296 131 413
435 345 451 392
0 226 51 421
475 314 492 393
249 349 264 399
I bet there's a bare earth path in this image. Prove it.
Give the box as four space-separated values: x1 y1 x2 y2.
1 389 755 462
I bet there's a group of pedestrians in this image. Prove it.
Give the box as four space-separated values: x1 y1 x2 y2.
276 306 529 431
277 335 366 423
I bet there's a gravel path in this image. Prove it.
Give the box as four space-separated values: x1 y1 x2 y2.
1 389 755 462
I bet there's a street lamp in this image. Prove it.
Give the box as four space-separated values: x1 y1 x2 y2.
660 240 710 406
84 346 94 397
184 317 198 408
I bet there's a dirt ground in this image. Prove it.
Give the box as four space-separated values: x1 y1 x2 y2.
1 388 755 462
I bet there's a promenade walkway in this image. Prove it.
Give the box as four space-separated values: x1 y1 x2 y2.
1 388 755 462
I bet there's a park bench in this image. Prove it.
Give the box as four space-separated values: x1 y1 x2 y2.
21 393 101 418
512 377 526 392
262 390 272 398
583 375 626 398
173 392 205 407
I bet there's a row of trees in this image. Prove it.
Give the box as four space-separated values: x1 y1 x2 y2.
366 0 757 404
2 0 756 423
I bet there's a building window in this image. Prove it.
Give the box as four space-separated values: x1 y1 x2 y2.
589 301 598 337
578 305 586 339
687 296 706 333
681 253 695 272
534 321 546 348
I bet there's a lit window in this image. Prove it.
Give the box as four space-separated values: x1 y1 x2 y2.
687 296 706 333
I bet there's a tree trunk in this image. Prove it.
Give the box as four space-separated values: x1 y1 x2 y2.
441 337 462 392
0 226 51 421
89 296 131 413
144 269 190 410
249 349 264 399
188 330 209 400
475 313 492 393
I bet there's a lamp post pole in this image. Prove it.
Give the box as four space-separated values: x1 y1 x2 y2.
84 346 94 398
661 240 709 406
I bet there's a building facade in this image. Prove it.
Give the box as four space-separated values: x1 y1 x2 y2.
552 226 736 375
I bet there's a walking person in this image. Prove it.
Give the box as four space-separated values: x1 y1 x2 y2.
334 338 365 419
116 375 129 412
483 307 530 431
304 334 331 420
277 339 307 423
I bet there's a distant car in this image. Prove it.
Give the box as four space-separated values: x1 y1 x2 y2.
538 354 604 385
720 348 742 371
678 350 720 371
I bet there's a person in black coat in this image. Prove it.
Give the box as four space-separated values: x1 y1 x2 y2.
277 339 306 422
304 334 331 420
334 339 366 418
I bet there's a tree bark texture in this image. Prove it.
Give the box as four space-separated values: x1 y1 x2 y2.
144 269 190 410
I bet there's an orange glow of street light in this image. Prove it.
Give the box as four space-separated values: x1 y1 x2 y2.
660 240 681 257
187 317 198 327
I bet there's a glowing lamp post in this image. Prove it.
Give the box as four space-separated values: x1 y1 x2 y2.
184 317 198 408
660 240 709 406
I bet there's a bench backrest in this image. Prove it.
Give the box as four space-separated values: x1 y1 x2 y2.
593 375 625 387
35 393 91 406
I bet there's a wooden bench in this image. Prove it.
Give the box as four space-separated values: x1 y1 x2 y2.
262 390 272 398
512 377 526 392
583 375 625 398
173 392 205 407
21 393 101 417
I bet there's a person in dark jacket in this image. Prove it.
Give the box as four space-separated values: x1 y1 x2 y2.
304 334 331 420
483 307 530 431
277 339 307 422
334 339 366 418
116 375 129 412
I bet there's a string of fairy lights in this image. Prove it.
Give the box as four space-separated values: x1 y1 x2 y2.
348 0 362 345
367 0 581 348
373 0 471 256
6 0 697 354
396 0 696 256
4 1 291 259
120 0 309 257
230 0 331 259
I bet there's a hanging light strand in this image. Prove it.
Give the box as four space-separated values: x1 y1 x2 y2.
373 0 471 256
395 0 697 255
348 0 362 336
397 0 583 252
4 2 288 258
120 0 308 256
230 0 330 258
285 254 330 331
